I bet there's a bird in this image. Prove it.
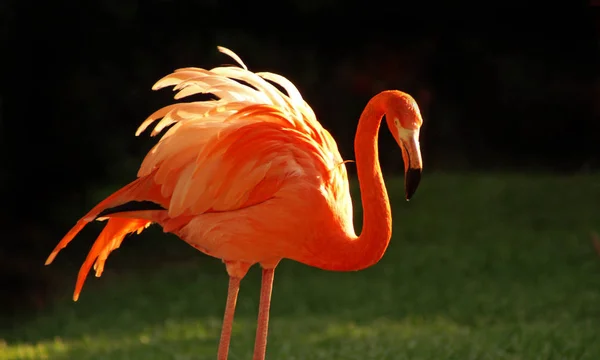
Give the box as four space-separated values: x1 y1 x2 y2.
45 46 424 360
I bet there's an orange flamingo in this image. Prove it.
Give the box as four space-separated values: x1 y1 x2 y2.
45 46 424 360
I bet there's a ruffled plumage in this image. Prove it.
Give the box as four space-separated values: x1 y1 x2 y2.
46 46 353 300
135 46 348 217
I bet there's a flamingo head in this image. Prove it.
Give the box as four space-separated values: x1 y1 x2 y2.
384 91 424 201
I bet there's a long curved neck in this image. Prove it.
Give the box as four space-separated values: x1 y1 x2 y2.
306 92 393 271
349 92 393 269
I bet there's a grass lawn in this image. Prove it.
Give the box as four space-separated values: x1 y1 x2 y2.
3 173 600 359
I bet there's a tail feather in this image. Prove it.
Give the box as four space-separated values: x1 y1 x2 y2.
72 217 151 301
45 173 168 301
46 173 165 265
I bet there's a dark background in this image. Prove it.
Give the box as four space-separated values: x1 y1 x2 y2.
1 2 599 322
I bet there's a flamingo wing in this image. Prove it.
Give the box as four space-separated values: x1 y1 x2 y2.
136 47 349 217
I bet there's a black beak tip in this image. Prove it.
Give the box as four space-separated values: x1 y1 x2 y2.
404 168 422 201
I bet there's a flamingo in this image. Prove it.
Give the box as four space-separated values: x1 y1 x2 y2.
45 46 424 360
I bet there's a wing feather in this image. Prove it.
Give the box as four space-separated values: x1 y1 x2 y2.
136 46 347 218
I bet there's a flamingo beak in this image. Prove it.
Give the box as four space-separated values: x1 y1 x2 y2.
399 128 423 201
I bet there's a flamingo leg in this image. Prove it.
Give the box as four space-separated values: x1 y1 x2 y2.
217 276 241 360
252 267 276 360
218 261 251 359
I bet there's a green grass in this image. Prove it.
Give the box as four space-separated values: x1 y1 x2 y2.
3 173 600 359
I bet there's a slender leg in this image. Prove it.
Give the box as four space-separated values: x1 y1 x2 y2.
218 261 251 360
217 276 241 360
253 267 276 360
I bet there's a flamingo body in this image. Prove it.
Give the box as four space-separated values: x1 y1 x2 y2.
45 46 424 360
